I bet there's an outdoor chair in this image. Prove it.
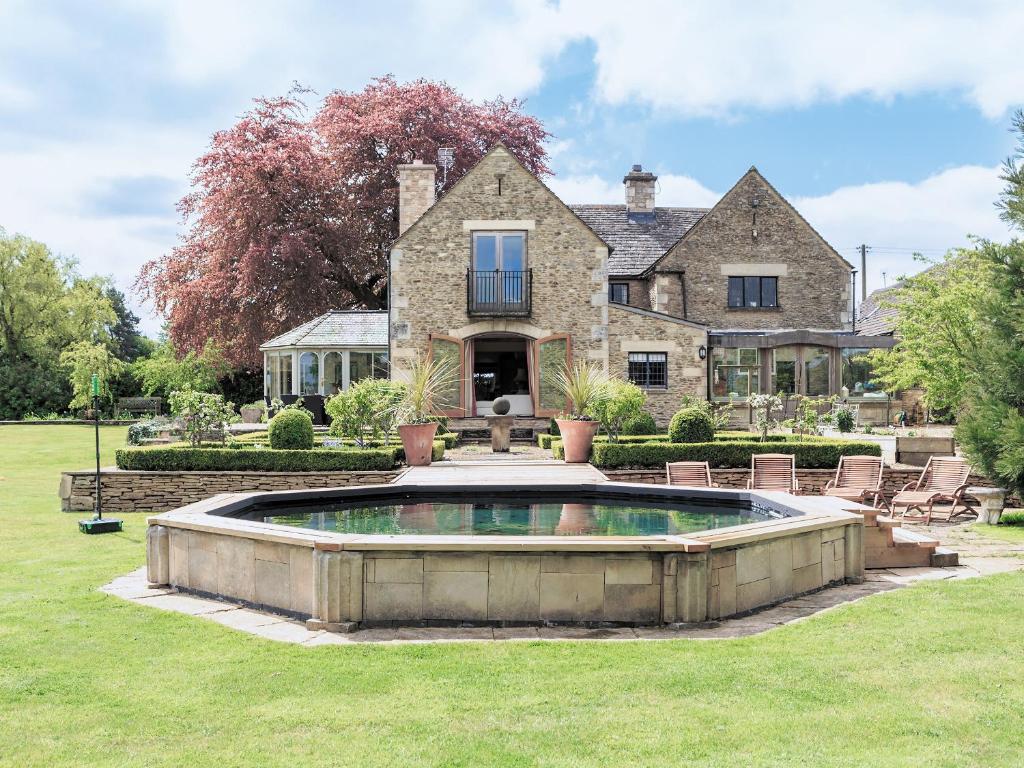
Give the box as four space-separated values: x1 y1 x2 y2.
748 453 799 494
823 455 884 507
888 456 973 523
666 461 718 488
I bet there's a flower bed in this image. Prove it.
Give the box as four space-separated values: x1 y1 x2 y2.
550 436 881 468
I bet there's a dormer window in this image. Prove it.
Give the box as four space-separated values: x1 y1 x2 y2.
609 282 629 304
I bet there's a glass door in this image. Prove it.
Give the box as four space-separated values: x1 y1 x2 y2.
533 334 570 417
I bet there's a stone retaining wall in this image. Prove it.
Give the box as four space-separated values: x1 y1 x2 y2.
59 469 402 512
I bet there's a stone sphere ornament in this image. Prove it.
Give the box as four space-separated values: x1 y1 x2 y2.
492 397 511 415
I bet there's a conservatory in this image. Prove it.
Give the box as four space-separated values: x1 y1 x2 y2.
259 310 389 424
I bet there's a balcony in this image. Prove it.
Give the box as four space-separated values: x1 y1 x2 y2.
467 269 532 317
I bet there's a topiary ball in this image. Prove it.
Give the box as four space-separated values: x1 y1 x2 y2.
622 411 658 436
268 409 314 450
492 397 511 415
668 407 715 443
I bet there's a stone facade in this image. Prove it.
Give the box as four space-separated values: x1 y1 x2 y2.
652 169 852 330
389 145 610 382
607 303 706 425
59 469 400 513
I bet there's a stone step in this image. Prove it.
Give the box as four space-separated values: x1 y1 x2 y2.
930 547 959 567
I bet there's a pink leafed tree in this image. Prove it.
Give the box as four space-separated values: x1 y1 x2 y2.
138 77 551 368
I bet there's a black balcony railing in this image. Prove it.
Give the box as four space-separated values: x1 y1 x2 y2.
467 269 532 316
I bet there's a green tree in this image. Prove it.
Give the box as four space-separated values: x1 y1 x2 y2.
133 338 230 398
590 380 646 442
866 251 990 412
60 341 126 410
0 230 117 417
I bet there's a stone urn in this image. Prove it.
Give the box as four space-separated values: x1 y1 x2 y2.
555 418 600 463
398 422 439 466
240 406 263 424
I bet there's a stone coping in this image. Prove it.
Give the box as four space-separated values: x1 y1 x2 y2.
147 481 866 556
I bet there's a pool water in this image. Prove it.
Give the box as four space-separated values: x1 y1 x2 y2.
250 494 770 536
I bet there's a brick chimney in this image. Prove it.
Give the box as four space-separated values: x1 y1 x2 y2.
623 164 657 214
397 159 437 235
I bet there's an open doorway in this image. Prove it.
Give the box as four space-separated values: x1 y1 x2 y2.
471 336 533 416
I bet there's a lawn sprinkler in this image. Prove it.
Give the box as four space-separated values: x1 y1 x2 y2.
79 373 123 534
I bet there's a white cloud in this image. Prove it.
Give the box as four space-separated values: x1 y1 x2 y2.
549 171 720 208
794 165 1012 292
561 0 1024 118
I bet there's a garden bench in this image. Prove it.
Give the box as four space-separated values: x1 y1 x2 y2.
117 397 163 416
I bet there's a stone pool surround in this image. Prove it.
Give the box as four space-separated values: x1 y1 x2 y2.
145 483 866 631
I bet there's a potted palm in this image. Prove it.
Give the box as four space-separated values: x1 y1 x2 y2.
554 360 609 463
396 355 459 466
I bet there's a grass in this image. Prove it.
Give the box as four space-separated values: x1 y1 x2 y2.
2 424 1024 766
972 510 1024 543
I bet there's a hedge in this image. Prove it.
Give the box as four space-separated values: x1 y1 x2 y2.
232 430 459 448
551 438 880 468
538 432 667 449
116 445 401 472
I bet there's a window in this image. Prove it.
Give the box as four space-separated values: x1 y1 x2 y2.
609 282 629 304
727 276 778 308
472 232 527 306
299 352 319 396
841 348 881 396
712 347 760 399
803 346 830 396
628 352 668 388
323 352 343 395
266 352 293 399
773 346 798 395
349 351 389 384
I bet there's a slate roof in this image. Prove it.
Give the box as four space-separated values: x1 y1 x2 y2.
855 283 902 336
569 205 708 277
260 310 389 350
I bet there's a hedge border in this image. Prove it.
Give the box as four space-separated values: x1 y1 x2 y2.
551 437 881 468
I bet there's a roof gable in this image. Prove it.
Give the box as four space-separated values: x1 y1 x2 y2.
651 167 853 274
392 143 610 251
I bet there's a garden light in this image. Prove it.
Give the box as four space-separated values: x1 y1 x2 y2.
79 372 123 534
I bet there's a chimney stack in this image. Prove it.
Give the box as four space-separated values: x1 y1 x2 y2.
397 159 437 235
623 164 657 214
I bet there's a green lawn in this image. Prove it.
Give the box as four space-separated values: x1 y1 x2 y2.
2 424 1024 767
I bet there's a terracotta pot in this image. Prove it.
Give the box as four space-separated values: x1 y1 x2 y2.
556 418 600 463
399 422 439 466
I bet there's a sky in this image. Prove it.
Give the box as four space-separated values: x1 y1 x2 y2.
1 1 1023 336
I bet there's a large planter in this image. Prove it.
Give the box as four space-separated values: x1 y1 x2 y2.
399 422 439 467
556 418 600 463
240 407 263 424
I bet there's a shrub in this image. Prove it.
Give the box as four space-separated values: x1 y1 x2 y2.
268 409 314 450
668 407 715 443
589 438 881 469
326 378 405 444
116 445 400 472
591 379 647 442
168 389 237 446
549 417 560 436
833 404 856 433
622 411 657 435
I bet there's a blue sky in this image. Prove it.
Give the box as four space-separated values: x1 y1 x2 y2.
1 0 1022 334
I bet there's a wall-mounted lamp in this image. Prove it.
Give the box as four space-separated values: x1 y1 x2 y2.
698 345 707 360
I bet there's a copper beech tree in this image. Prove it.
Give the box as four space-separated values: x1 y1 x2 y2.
138 77 551 368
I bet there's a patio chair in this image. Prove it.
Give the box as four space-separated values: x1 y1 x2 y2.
748 453 799 494
888 456 973 523
823 455 884 507
666 461 718 488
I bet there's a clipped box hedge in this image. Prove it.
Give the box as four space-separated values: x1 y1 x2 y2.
551 437 880 468
116 445 402 472
115 438 446 472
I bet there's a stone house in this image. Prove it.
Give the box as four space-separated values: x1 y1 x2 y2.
265 143 895 427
